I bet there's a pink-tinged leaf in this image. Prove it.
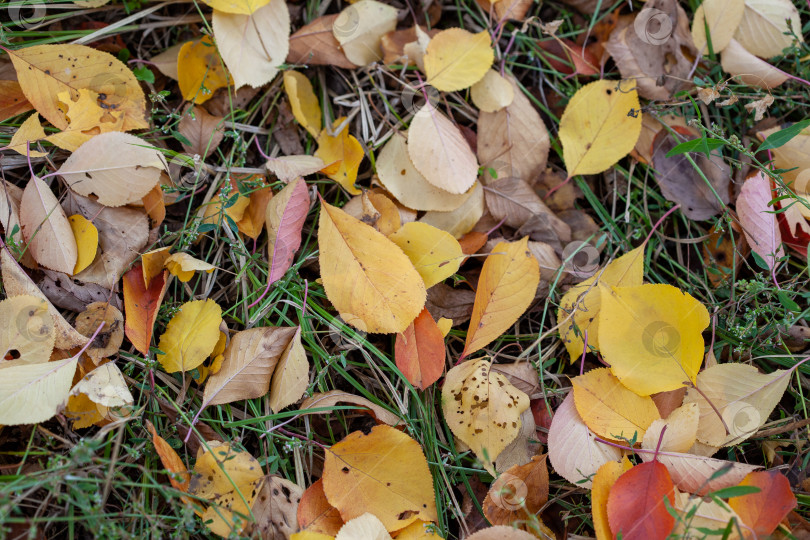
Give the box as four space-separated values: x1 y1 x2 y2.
729 470 797 537
607 461 676 540
265 178 310 285
736 172 783 270
395 308 446 390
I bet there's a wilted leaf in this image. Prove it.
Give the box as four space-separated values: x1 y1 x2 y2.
558 79 642 177
250 475 303 539
20 175 77 274
287 15 357 69
483 177 570 237
463 238 539 358
424 28 493 92
395 307 445 390
729 470 797 537
736 171 783 270
322 425 437 531
483 455 549 528
212 0 290 89
607 461 676 540
0 295 54 365
268 327 309 413
157 299 223 373
284 71 321 138
442 359 530 474
318 200 425 333
266 178 310 286
178 105 225 158
599 284 711 396
73 302 124 362
572 367 660 442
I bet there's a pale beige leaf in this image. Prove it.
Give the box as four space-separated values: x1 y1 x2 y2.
0 248 88 349
483 177 570 239
203 326 297 407
734 0 803 59
641 402 699 454
0 295 54 365
70 362 133 408
333 0 398 66
268 327 309 412
640 450 759 495
0 182 34 268
212 0 290 89
466 527 537 540
418 181 485 238
442 359 530 474
335 513 392 540
250 475 303 538
0 355 77 425
20 176 78 274
691 0 745 54
376 133 472 212
471 70 514 113
266 155 326 183
7 114 48 157
721 39 787 88
57 132 168 207
299 390 401 426
407 104 478 195
150 43 183 80
547 393 623 488
672 491 744 539
477 76 549 183
683 363 792 447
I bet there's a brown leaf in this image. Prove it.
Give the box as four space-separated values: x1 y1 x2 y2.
288 15 358 69
484 455 549 527
299 390 402 426
37 269 120 313
425 283 476 325
73 302 124 362
250 475 303 539
484 177 570 239
178 105 225 158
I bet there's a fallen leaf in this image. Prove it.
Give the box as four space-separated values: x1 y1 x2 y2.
424 28 493 92
736 171 784 270
0 80 33 121
299 390 401 426
476 76 550 184
266 155 326 183
146 420 190 493
268 327 309 412
73 302 124 362
395 307 445 390
463 237 540 358
442 359 530 474
287 14 357 69
157 299 223 373
408 104 478 195
466 526 536 540
202 0 269 15
483 455 549 528
388 222 463 288
691 0 745 54
298 479 345 536
394 520 444 539
572 367 661 442
265 178 310 286
334 513 391 540
7 43 147 131
607 461 675 540
0 295 54 365
733 0 803 59
419 181 485 239
672 491 743 539
720 39 787 88
190 443 264 537
683 362 793 447
599 284 711 396
315 120 365 194
425 283 476 325
322 425 437 531
69 361 133 426
20 175 78 274
0 181 35 268
639 449 760 495
57 132 168 207
68 215 98 275
7 113 48 157
494 408 537 473
470 70 514 112
284 71 321 138
558 79 642 177
177 36 231 105
0 354 78 425
164 252 216 283
332 0 398 66
591 459 633 540
547 393 623 488
641 402 699 454
212 0 290 89
318 200 425 333
483 177 570 239
178 104 225 158
729 470 797 537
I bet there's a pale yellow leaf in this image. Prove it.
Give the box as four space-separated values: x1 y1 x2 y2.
418 181 484 238
639 449 759 495
0 295 54 365
7 114 48 157
332 0 398 66
691 0 745 54
20 175 77 274
470 69 514 112
334 513 392 540
672 492 743 539
268 327 309 412
721 39 787 88
0 355 77 425
641 402 699 454
424 29 494 92
734 0 803 59
266 155 326 183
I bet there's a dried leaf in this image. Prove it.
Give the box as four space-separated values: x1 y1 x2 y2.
156 299 223 373
299 390 401 426
419 181 485 239
20 175 77 274
250 475 303 539
641 402 699 454
424 28 493 92
178 105 225 158
483 177 570 238
266 178 310 286
729 470 797 537
268 327 309 413
0 355 78 425
483 455 549 528
395 308 445 390
73 302 124 361
470 70 514 113
315 120 365 195
672 492 743 539
0 295 54 365
639 450 760 495
733 0 803 59
721 39 787 88
736 171 783 270
334 513 391 540
691 0 745 54
287 15 357 69
332 0 398 66
146 420 190 493
297 479 344 536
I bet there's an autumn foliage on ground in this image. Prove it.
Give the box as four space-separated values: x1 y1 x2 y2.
1 0 810 537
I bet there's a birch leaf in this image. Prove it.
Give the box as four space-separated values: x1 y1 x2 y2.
20 175 77 274
284 71 321 138
332 0 398 66
268 327 309 412
0 355 78 425
387 222 463 288
736 172 784 270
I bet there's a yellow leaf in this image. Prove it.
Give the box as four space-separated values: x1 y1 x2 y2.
558 79 642 177
424 28 494 92
178 36 231 105
591 458 633 540
190 443 264 536
0 295 55 365
322 425 437 531
68 215 98 275
315 120 365 195
318 200 425 333
572 367 661 441
332 0 398 66
388 222 463 288
734 0 803 59
68 362 133 426
0 356 78 425
599 283 710 396
48 89 126 151
395 521 444 539
7 43 147 131
141 247 172 289
463 238 539 358
157 299 223 373
201 0 269 14
284 71 321 138
7 114 48 157
470 69 514 112
291 532 335 540
442 359 530 474
268 327 309 413
691 0 745 55
164 252 216 283
212 0 290 89
642 402 699 454
558 246 644 363
436 317 452 337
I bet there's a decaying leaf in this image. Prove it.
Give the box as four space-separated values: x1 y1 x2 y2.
299 390 401 426
332 0 398 67
395 307 445 390
73 302 124 362
483 455 549 528
0 295 55 365
20 175 77 274
736 171 784 270
266 178 310 286
250 475 303 539
287 15 357 69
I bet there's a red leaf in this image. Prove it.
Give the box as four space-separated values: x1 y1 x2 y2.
729 470 797 537
607 461 676 540
267 178 310 285
123 265 168 356
395 308 446 390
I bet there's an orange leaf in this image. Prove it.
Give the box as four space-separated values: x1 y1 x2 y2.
729 470 797 537
606 461 676 540
297 478 345 536
395 308 445 390
146 420 190 493
123 265 168 356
